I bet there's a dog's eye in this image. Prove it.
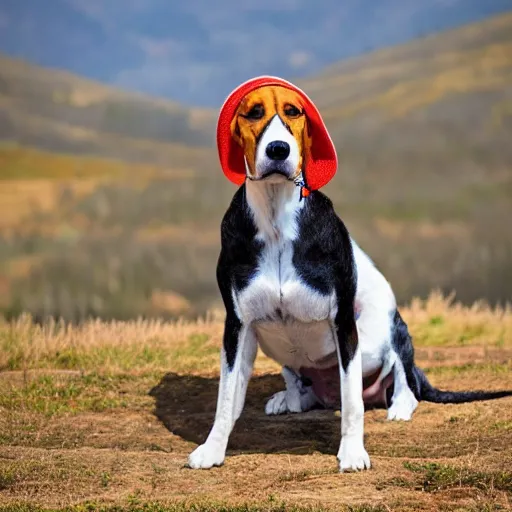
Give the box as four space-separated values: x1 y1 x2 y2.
284 105 302 118
243 104 265 120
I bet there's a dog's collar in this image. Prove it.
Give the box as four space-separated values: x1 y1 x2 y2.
293 176 311 201
245 173 311 201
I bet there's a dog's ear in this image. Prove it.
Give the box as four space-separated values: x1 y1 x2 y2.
302 116 313 167
230 115 243 147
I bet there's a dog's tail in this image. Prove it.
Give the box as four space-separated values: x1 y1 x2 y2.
413 366 512 404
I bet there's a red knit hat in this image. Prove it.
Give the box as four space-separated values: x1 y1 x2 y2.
217 76 337 192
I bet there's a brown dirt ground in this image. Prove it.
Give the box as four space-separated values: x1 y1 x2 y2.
1 347 511 511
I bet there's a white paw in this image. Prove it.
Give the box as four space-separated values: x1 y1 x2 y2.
387 392 418 421
188 442 225 469
337 437 371 472
265 390 302 415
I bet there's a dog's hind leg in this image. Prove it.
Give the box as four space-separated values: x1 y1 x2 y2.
188 320 257 469
265 366 319 415
387 311 419 421
386 355 419 421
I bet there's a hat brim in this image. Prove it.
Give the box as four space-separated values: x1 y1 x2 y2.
217 76 337 191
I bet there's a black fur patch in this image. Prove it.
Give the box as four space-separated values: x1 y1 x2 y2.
293 191 358 372
217 186 263 368
218 187 359 372
391 310 422 399
391 309 512 403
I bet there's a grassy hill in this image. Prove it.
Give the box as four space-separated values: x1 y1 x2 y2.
0 13 511 320
0 53 216 165
303 13 512 304
303 12 512 203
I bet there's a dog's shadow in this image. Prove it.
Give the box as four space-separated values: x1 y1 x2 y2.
149 373 340 455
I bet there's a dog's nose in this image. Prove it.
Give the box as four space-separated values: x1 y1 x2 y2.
266 141 290 161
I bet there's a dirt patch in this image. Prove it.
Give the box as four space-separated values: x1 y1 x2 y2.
151 373 344 455
1 348 511 511
150 369 512 460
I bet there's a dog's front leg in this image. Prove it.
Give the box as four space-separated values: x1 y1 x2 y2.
334 313 370 472
188 316 257 469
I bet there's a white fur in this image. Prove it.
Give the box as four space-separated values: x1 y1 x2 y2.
255 115 300 180
242 179 338 359
264 240 418 422
336 346 370 471
188 327 258 469
246 174 303 242
351 241 419 421
387 357 419 420
351 240 398 396
265 367 318 415
245 178 369 471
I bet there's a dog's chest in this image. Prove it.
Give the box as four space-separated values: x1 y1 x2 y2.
235 237 338 370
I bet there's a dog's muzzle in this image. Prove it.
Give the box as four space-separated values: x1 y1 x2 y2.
254 116 300 181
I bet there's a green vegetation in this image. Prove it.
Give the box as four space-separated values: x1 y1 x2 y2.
403 461 512 493
0 315 229 374
0 373 141 416
0 145 226 321
424 362 511 377
0 144 134 181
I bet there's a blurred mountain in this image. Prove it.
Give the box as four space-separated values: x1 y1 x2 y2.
0 13 511 319
0 0 511 106
303 11 512 214
0 52 216 166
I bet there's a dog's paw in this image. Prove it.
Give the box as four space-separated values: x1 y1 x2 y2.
387 391 418 421
265 390 302 415
337 437 371 472
188 443 225 469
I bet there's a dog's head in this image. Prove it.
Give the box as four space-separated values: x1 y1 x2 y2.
217 76 337 191
230 85 311 182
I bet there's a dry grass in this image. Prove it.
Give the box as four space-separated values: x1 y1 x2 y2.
0 309 278 376
1 292 510 375
0 295 511 511
0 179 98 230
403 292 512 347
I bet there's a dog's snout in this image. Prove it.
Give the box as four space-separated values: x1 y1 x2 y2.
266 141 290 161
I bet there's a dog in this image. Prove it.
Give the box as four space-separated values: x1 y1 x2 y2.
188 76 512 472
